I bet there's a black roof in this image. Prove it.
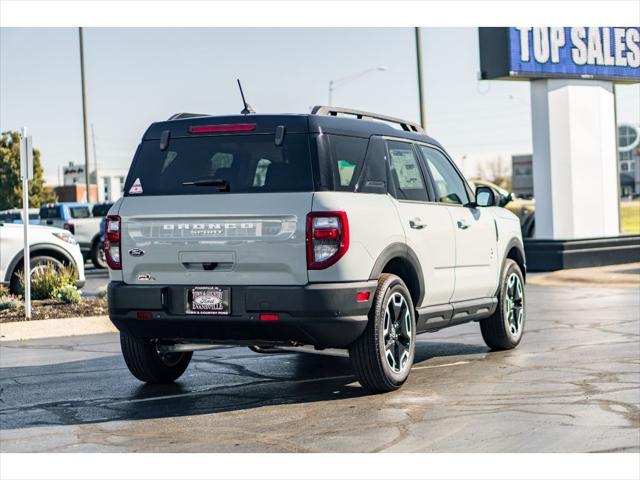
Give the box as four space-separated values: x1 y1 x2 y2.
142 112 443 149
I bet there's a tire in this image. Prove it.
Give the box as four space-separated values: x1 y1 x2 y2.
480 259 525 350
349 273 416 393
91 241 107 269
120 333 192 383
9 255 65 295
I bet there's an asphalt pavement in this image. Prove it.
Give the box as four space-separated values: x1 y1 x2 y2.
81 265 109 296
0 284 638 453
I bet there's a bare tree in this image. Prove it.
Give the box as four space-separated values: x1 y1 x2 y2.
475 155 512 190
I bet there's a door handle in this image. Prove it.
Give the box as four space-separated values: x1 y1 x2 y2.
409 218 427 229
457 220 470 230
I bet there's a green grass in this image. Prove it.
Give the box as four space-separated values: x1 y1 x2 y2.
621 201 640 234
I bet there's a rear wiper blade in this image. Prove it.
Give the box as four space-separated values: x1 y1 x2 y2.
182 179 230 191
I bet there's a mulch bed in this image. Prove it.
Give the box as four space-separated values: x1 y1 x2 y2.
0 297 108 323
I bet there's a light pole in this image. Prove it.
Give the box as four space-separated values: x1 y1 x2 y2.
415 27 427 131
328 66 387 106
78 27 91 202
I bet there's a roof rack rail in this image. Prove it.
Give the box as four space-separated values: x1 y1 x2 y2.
168 112 211 120
311 105 424 133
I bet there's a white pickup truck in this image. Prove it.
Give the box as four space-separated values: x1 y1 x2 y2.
38 203 110 268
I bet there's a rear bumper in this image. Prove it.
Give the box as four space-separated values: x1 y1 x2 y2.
108 280 377 348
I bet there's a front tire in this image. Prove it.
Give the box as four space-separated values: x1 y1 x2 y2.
120 333 192 383
349 274 416 393
480 259 525 350
9 255 65 295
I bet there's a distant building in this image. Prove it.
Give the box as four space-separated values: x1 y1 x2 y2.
511 154 533 198
62 163 87 186
54 184 99 203
60 162 127 203
510 125 640 199
618 124 640 197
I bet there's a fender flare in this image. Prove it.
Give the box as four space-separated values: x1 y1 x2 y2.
495 237 527 296
368 242 425 307
4 243 78 283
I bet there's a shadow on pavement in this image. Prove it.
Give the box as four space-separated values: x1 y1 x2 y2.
0 339 488 431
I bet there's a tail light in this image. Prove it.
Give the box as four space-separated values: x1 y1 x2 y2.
63 222 75 234
105 215 121 270
306 211 349 270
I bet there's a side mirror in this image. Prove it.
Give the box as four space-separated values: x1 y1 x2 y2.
475 185 497 207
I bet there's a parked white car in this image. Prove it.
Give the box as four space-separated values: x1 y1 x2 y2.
0 223 86 293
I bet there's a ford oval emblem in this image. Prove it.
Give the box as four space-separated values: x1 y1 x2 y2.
128 248 145 257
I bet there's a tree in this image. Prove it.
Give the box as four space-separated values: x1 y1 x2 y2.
0 131 56 210
475 155 512 191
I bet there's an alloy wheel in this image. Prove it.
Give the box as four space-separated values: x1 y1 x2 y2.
505 272 524 336
382 292 413 373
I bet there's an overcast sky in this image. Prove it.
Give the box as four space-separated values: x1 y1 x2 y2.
1 27 639 184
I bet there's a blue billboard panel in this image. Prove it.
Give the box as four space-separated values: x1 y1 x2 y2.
508 27 639 81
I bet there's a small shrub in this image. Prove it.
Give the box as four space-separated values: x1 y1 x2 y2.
56 284 81 305
17 263 78 300
0 294 22 310
0 285 9 297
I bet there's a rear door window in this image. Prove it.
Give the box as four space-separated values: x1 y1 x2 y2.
386 141 429 202
125 134 313 196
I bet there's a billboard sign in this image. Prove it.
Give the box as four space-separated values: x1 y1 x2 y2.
479 27 640 83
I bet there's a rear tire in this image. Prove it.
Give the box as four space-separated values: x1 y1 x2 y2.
480 259 525 350
120 333 192 383
349 273 416 393
91 241 107 269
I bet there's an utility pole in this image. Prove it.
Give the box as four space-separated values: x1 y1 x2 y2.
78 27 91 202
414 27 427 131
91 123 99 202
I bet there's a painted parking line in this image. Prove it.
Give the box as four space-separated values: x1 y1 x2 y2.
411 360 470 370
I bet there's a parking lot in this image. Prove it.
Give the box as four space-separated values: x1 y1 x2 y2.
1 283 638 453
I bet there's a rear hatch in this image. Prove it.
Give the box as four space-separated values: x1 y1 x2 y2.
118 117 313 286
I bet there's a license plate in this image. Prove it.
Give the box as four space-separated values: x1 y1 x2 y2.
185 286 231 316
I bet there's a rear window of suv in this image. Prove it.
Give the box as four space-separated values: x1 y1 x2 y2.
124 134 313 196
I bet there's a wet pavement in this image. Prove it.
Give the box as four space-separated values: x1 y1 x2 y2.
0 285 638 452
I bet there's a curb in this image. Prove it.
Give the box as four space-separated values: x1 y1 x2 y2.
0 315 116 342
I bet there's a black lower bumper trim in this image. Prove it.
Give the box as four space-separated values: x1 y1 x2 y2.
108 280 377 348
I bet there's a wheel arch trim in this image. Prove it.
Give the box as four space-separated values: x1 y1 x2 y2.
368 242 425 307
4 243 78 283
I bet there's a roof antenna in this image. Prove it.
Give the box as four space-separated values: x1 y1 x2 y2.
237 79 255 115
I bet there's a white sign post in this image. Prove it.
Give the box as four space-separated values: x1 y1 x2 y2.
20 127 33 320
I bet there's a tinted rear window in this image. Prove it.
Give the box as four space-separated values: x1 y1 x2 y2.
39 207 61 219
124 134 313 196
69 207 91 218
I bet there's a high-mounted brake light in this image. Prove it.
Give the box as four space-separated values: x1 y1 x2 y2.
188 124 256 134
306 211 350 270
105 215 122 270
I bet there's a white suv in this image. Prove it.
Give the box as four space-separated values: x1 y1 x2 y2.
0 223 86 293
106 107 526 393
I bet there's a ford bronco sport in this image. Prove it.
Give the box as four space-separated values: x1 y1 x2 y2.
106 106 526 393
